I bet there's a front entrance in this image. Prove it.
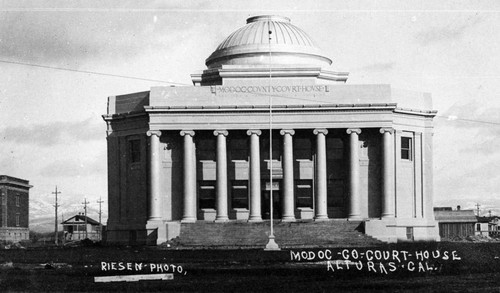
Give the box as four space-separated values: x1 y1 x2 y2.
261 180 281 219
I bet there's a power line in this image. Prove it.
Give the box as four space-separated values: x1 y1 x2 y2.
3 59 499 127
435 115 500 126
0 59 191 86
1 8 499 13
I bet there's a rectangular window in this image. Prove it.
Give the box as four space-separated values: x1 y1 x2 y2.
15 195 19 207
16 214 20 226
476 223 481 231
199 181 216 209
406 227 414 240
129 139 141 163
295 180 313 208
401 137 412 160
231 181 248 209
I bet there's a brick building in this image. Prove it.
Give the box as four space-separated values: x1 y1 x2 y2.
0 175 31 242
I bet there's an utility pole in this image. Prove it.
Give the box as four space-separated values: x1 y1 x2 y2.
97 197 104 240
489 210 492 218
62 212 65 245
52 186 61 245
82 198 90 239
476 203 481 217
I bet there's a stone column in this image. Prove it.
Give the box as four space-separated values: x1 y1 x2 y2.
280 129 296 221
214 130 229 222
147 130 162 221
380 128 395 218
347 128 362 220
247 130 262 222
180 130 196 223
313 129 328 221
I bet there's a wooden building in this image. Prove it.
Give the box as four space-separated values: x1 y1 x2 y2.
434 208 476 240
62 214 102 241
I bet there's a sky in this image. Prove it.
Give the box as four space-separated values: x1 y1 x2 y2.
1 0 500 225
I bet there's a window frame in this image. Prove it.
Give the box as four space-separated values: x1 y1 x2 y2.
295 179 313 208
198 181 216 209
401 136 413 161
231 180 249 209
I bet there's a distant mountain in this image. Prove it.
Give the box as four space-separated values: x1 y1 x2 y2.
29 196 107 233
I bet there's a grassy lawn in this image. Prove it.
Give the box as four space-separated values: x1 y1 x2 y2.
0 242 499 292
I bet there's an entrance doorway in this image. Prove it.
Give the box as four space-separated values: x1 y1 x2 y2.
261 180 281 219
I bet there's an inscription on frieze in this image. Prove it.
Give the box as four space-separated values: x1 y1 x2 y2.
212 85 329 94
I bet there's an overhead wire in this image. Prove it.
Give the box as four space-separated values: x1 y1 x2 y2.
3 58 500 127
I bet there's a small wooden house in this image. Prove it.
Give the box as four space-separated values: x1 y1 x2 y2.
476 216 499 237
62 214 102 241
434 207 477 240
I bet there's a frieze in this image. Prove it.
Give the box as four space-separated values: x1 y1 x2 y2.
212 85 329 94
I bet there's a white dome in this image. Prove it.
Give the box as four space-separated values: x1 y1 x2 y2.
205 15 332 69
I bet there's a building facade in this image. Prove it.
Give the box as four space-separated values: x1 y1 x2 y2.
0 175 31 242
103 15 440 245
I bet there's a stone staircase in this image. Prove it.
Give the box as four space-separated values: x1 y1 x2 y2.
173 220 382 249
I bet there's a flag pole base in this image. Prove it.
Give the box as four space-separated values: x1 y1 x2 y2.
264 234 280 251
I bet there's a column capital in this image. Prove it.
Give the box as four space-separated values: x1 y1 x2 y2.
180 130 195 137
346 128 362 135
280 129 295 136
313 128 328 136
379 127 394 134
213 130 228 137
246 129 262 136
146 130 162 137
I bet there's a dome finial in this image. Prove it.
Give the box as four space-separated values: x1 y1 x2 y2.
246 15 291 24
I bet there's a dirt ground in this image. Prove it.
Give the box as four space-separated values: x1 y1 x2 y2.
0 242 500 292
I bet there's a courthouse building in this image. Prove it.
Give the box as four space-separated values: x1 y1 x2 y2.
103 15 440 245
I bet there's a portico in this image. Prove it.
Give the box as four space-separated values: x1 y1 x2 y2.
145 125 399 224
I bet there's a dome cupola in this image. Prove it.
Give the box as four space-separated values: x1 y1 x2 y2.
205 15 332 69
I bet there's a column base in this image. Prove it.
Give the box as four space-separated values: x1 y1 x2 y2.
314 215 329 221
248 217 263 222
381 214 395 219
281 216 296 222
214 217 229 223
181 217 197 223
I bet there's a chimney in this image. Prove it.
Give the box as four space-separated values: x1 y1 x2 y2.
457 205 461 211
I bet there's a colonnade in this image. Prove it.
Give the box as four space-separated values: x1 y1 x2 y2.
147 128 396 223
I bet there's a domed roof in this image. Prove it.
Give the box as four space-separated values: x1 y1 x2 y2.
205 15 332 69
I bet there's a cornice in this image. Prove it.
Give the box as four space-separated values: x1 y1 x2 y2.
144 103 398 114
102 111 148 121
394 107 437 117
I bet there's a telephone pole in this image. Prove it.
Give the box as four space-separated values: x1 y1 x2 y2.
475 203 481 217
97 197 104 240
52 186 61 245
82 198 90 239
